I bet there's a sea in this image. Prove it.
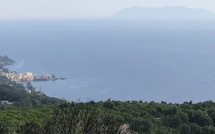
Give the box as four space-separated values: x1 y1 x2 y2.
1 18 215 103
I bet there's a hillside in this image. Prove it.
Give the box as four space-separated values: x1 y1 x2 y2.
113 6 215 20
1 100 215 133
0 84 61 107
0 55 62 107
0 55 15 66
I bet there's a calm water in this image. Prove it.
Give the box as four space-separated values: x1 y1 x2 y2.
1 19 215 103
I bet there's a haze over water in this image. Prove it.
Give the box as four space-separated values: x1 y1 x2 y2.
1 19 215 103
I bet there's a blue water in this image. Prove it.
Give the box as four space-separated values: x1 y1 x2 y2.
1 19 215 103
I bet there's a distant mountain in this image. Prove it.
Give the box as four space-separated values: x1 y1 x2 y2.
113 6 215 20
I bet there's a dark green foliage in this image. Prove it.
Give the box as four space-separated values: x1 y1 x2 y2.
0 105 54 133
103 98 115 109
0 76 25 90
79 101 103 134
176 111 189 123
20 122 42 134
0 121 8 134
45 101 123 134
208 111 215 126
192 110 212 127
178 123 190 134
130 118 154 134
189 123 202 134
0 76 12 85
43 118 60 134
51 102 82 134
201 126 213 134
2 100 215 133
102 113 122 134
0 84 61 106
161 115 182 128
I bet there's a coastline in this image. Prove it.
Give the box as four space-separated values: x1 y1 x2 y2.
0 55 66 83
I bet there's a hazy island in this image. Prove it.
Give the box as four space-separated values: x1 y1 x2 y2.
113 6 215 20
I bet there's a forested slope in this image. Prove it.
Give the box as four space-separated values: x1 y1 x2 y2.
1 100 215 133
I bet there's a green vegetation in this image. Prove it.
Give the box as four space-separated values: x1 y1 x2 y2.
1 56 215 133
0 76 13 85
0 105 54 133
0 68 61 107
0 100 215 133
0 84 61 107
1 72 215 133
0 76 25 90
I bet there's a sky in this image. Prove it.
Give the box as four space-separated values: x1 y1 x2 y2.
0 0 215 18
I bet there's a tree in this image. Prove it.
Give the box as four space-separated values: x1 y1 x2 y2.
44 101 105 134
130 118 154 134
79 101 103 134
43 118 60 134
161 115 182 128
53 102 80 134
178 123 190 134
26 82 34 91
101 113 123 134
0 121 8 134
189 123 202 134
176 111 189 123
193 110 212 127
103 98 115 109
19 122 42 134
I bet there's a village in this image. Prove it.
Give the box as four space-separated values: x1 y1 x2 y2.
0 68 57 82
